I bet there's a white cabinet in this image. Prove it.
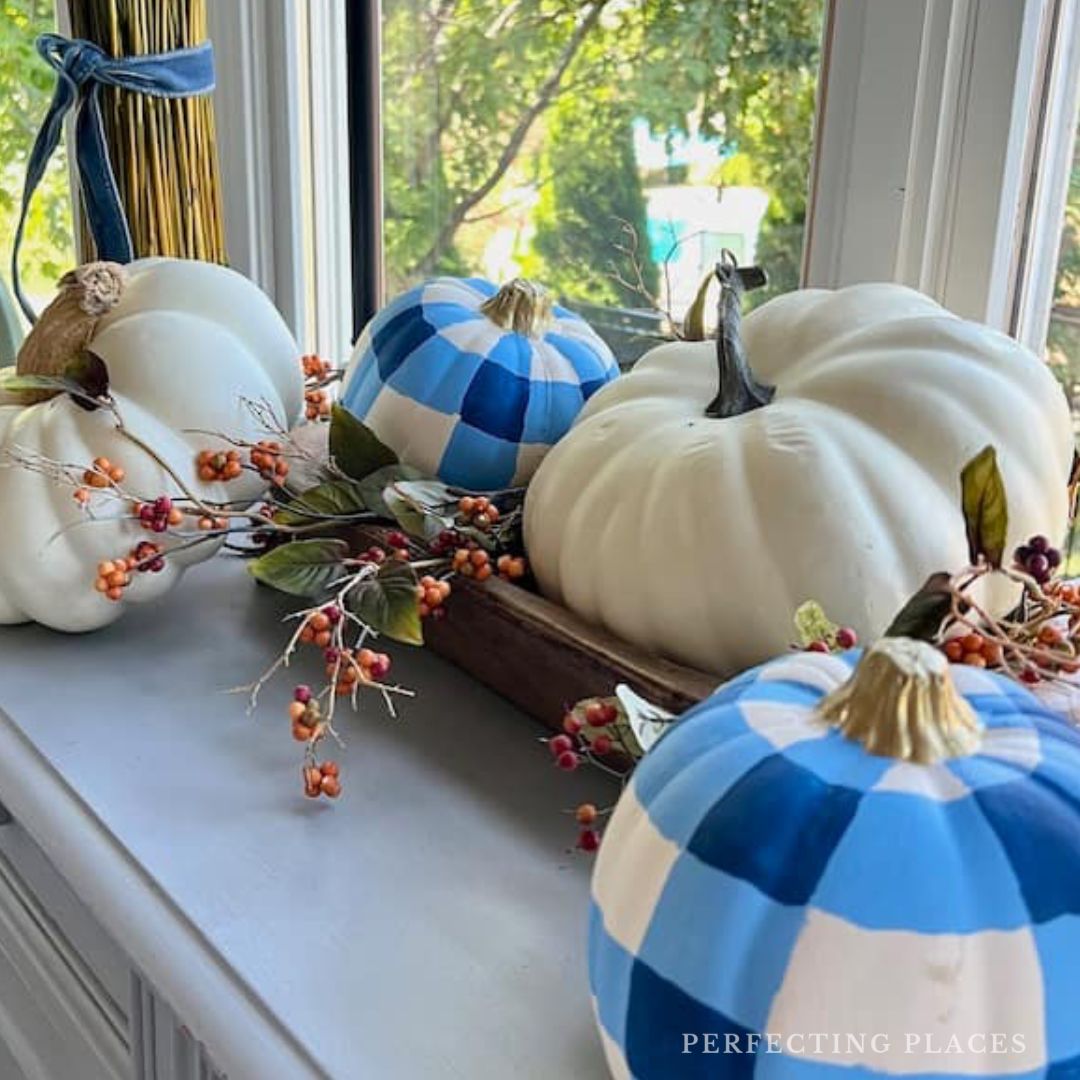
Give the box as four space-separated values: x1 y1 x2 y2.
0 816 224 1080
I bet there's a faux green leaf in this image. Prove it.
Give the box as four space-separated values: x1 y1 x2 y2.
0 350 110 412
884 572 955 641
347 563 423 646
273 479 369 526
384 479 455 539
248 539 349 598
961 445 1009 568
793 600 839 649
329 405 398 481
356 463 424 518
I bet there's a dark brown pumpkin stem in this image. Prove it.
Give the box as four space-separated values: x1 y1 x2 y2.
703 250 773 419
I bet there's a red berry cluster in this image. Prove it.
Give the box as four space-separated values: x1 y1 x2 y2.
1013 535 1061 585
250 441 290 485
452 546 492 582
305 388 331 421
804 626 857 653
303 760 341 799
196 448 243 482
135 496 183 533
549 700 619 770
429 528 462 556
416 574 451 619
301 354 332 380
457 495 499 530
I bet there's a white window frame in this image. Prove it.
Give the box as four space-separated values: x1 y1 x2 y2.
807 0 1080 342
208 0 1078 358
209 0 352 364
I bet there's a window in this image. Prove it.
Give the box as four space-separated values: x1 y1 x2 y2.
353 0 826 360
0 0 75 326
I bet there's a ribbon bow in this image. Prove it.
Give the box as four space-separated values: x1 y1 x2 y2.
10 33 215 323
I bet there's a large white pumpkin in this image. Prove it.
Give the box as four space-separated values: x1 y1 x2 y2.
524 280 1074 676
0 259 302 632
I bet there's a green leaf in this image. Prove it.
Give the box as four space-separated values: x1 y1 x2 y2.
961 445 1009 568
0 350 110 412
347 563 423 646
384 479 456 539
248 539 350 598
356 463 424 518
273 479 369 526
793 600 839 649
329 405 398 480
884 572 955 641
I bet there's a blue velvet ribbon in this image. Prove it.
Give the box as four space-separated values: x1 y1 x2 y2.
11 33 216 323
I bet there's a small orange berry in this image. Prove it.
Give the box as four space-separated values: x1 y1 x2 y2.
475 564 492 582
314 629 332 649
943 639 964 662
310 612 331 632
293 723 314 742
106 586 123 601
961 633 984 653
470 549 488 567
320 775 341 798
962 652 987 668
288 701 308 722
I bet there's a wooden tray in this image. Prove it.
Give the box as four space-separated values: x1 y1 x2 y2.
422 573 717 733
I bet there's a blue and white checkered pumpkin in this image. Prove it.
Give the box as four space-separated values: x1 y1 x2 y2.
590 640 1080 1079
340 277 619 490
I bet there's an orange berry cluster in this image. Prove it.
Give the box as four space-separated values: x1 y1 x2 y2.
197 514 228 531
1046 581 1080 605
93 541 164 601
288 687 323 741
94 557 132 601
452 546 492 581
196 448 243 482
250 440 289 485
305 388 331 421
496 554 527 581
81 456 124 491
324 647 391 695
942 632 1004 669
298 607 340 650
457 495 499 530
303 760 341 799
301 354 332 380
416 574 451 618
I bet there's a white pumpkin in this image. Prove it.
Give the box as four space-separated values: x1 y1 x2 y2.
0 258 302 632
524 277 1073 676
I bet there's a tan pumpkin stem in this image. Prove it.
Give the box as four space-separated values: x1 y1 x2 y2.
12 262 126 403
479 278 552 337
817 637 983 764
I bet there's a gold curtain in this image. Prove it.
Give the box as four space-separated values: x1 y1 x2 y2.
69 0 227 263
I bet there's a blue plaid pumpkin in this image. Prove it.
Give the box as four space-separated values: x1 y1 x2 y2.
590 640 1080 1079
340 277 618 490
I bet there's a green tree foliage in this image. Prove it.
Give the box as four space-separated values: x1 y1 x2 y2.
1047 122 1080 416
381 0 824 310
0 0 74 306
524 95 657 307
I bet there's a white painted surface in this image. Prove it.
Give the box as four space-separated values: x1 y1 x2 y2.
0 558 610 1079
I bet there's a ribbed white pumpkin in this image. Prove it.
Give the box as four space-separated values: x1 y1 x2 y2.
0 258 302 632
524 281 1073 675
